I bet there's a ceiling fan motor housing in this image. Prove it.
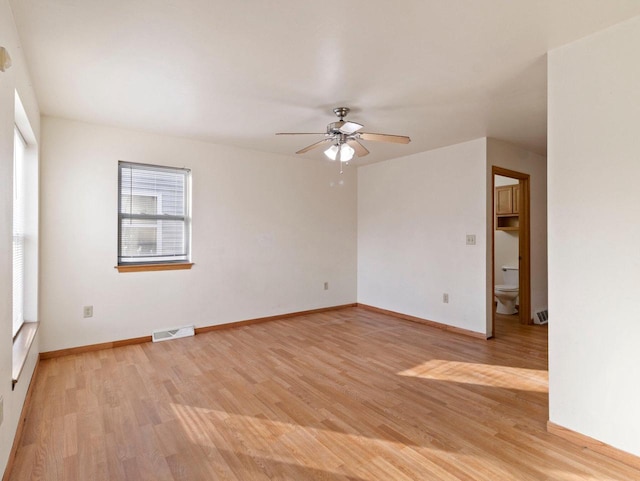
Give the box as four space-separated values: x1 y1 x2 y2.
327 121 348 135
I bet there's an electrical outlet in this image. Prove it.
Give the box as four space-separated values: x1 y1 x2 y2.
466 234 476 245
324 282 329 290
83 305 93 318
443 293 449 303
0 396 3 427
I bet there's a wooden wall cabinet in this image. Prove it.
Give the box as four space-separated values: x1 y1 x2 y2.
496 184 520 231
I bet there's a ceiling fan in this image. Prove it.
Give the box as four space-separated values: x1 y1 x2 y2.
276 107 411 163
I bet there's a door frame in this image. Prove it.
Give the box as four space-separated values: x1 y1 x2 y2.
491 166 531 336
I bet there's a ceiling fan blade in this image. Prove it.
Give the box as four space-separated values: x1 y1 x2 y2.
338 121 364 134
347 139 369 157
359 132 411 144
276 132 326 135
296 138 333 154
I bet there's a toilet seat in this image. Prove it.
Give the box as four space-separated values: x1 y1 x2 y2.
495 284 518 291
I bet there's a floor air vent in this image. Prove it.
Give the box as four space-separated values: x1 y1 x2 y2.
152 325 195 342
534 309 548 325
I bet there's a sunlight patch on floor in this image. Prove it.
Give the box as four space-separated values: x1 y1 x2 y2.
171 401 402 455
167 401 622 480
398 359 548 392
171 404 474 481
169 402 459 478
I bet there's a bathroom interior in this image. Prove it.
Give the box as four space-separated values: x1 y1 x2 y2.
494 174 520 321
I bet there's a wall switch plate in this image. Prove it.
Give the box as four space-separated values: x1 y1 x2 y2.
83 306 93 318
324 282 329 290
443 293 449 303
466 234 476 245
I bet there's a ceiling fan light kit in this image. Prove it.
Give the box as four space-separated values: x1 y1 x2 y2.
276 107 410 170
324 141 355 162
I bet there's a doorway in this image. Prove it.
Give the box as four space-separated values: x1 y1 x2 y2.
492 166 531 336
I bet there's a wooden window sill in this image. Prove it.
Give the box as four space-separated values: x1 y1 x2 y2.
12 322 39 389
115 263 194 273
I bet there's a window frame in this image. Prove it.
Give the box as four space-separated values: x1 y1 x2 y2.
13 125 26 338
117 161 192 272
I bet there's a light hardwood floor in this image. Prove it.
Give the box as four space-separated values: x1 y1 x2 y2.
7 307 639 480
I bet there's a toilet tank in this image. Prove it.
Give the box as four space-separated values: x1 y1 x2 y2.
502 266 519 286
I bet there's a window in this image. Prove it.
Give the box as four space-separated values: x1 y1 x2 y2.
118 162 191 268
13 127 26 337
12 92 39 387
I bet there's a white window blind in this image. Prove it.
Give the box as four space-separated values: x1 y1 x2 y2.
13 127 26 337
118 162 190 265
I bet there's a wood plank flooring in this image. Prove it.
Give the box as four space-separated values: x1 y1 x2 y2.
7 307 639 480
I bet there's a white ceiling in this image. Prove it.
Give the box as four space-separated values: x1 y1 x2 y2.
10 1 640 164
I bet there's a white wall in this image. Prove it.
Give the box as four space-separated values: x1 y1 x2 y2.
487 138 547 328
39 117 357 352
494 175 519 283
548 15 640 457
0 0 40 476
358 138 488 335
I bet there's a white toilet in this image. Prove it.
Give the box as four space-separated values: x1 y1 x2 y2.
495 266 519 315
